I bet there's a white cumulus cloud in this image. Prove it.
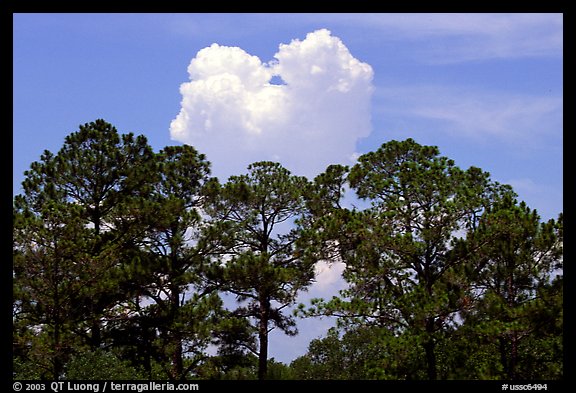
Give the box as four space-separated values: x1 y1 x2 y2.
311 260 347 294
170 29 374 179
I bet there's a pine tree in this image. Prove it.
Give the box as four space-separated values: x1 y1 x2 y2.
121 145 224 380
457 195 563 379
302 139 511 379
203 162 314 380
13 119 156 378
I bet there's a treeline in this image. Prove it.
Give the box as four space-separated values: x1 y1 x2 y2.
13 120 563 380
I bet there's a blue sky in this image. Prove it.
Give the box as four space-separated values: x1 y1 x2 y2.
13 13 563 363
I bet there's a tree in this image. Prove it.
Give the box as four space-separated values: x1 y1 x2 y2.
289 326 427 380
115 145 224 380
455 195 563 379
13 201 93 378
64 349 146 380
203 162 314 380
302 139 511 379
13 119 156 378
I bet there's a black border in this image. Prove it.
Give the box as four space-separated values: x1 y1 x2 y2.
6 1 570 390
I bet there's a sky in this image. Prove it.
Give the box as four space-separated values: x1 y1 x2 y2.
12 13 563 364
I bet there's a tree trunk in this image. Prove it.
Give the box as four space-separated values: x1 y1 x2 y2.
257 298 270 380
52 321 62 379
170 282 184 379
507 271 518 380
509 332 518 380
172 338 183 380
424 318 437 380
90 319 101 349
499 336 509 378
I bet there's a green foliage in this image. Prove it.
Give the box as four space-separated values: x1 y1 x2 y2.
297 138 562 380
454 197 563 379
290 326 429 380
13 125 562 381
64 349 146 380
12 120 225 380
13 357 43 380
301 139 506 378
202 161 315 379
195 355 293 380
13 120 158 378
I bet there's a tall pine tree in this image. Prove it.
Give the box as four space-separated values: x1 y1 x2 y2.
456 195 563 379
302 139 511 379
13 120 156 378
203 162 314 380
115 145 225 380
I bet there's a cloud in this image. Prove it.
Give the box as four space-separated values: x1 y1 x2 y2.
170 29 374 179
164 14 562 64
313 13 563 63
311 260 347 294
375 85 563 146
